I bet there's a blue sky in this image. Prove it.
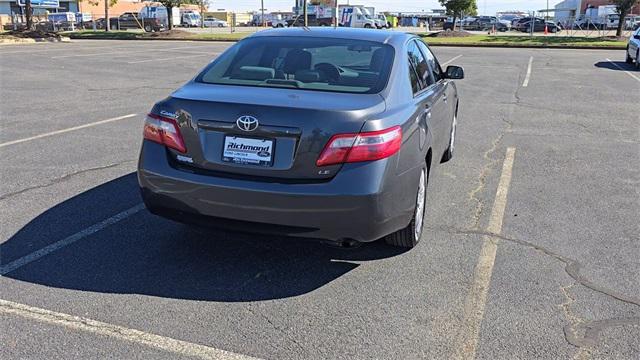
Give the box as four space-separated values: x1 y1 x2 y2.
208 1 553 13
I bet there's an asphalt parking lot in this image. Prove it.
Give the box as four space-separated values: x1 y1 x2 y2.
1 39 639 359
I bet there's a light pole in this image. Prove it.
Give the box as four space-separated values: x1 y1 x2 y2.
303 0 308 27
261 0 265 27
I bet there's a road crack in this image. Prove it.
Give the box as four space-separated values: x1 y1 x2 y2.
0 161 134 201
244 305 317 357
429 225 640 350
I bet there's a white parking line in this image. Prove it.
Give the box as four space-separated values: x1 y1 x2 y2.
0 204 145 276
442 55 463 66
127 53 215 64
0 299 259 360
0 114 137 148
522 56 533 87
455 147 516 360
605 58 640 82
50 45 222 59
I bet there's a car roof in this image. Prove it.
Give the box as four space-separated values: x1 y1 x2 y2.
249 27 412 46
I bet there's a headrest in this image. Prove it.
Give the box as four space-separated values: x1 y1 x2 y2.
283 49 312 74
295 70 322 83
235 66 275 81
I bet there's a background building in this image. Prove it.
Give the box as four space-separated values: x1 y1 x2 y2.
555 0 640 23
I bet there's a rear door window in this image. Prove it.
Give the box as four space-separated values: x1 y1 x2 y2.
416 41 443 82
407 40 434 88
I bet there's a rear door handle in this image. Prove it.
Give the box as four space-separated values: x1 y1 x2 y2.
424 104 432 119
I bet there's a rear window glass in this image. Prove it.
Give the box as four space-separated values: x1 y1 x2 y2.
196 36 395 94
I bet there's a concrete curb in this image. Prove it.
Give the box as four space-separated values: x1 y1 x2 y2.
67 35 626 50
68 36 241 42
0 36 70 45
425 43 626 50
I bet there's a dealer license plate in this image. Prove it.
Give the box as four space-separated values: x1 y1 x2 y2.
222 136 274 167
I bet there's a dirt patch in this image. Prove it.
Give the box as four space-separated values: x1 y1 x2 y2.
427 30 473 38
600 35 630 42
143 29 197 39
2 29 62 39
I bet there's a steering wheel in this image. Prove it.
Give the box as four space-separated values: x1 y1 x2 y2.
314 63 341 82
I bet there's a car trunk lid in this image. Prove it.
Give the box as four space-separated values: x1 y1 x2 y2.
157 83 386 181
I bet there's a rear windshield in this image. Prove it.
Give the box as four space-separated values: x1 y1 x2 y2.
196 36 394 94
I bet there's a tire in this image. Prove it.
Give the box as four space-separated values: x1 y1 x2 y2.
144 24 152 32
636 50 640 70
385 166 428 248
627 47 634 64
218 23 224 28
441 111 457 163
364 24 372 29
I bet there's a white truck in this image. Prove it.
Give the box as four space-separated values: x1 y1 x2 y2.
339 5 377 28
181 10 201 27
576 5 616 29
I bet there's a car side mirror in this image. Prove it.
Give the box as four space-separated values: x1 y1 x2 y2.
445 65 464 80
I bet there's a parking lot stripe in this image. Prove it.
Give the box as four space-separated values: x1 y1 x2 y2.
50 45 221 59
605 58 640 82
0 299 260 360
0 114 137 148
455 147 516 360
523 57 533 87
127 53 215 64
0 204 144 276
442 55 463 66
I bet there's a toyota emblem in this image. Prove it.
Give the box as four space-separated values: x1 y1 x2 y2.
236 116 259 132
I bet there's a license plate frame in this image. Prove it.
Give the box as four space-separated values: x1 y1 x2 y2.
222 135 275 167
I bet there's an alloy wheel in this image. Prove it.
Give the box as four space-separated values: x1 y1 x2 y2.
414 169 426 241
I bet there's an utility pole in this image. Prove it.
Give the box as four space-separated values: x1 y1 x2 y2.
303 0 308 27
261 0 265 27
547 0 549 21
104 0 110 31
334 0 338 28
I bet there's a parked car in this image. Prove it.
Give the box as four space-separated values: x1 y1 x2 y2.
375 14 390 28
626 15 640 30
459 18 509 32
518 19 561 33
626 28 640 69
287 14 333 27
203 17 228 28
513 17 542 31
110 12 165 32
137 28 464 249
272 19 288 28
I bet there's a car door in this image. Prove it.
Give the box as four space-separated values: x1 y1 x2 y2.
631 29 640 55
404 40 431 171
414 40 451 156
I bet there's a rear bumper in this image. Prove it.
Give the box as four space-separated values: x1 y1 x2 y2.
138 141 417 242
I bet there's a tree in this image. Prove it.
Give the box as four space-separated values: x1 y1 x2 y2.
157 0 183 30
439 0 478 31
25 0 33 30
78 0 118 32
613 0 639 37
190 0 209 28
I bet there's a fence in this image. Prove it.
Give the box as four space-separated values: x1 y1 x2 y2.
556 15 637 37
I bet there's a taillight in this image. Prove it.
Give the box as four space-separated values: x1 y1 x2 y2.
143 113 187 153
316 126 402 167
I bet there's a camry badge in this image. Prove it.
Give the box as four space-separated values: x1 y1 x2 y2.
236 115 259 132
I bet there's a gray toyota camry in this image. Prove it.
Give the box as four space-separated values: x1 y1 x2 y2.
137 27 464 248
